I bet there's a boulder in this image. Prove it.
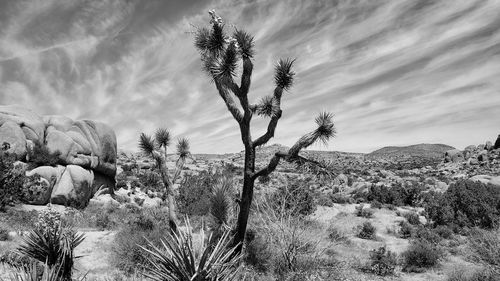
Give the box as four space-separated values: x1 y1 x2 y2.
0 121 27 157
0 105 117 208
50 165 94 208
444 149 464 163
469 175 492 185
490 177 500 188
477 150 488 162
87 194 120 209
485 141 493 151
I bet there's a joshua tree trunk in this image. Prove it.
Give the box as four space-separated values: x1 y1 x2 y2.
157 156 179 234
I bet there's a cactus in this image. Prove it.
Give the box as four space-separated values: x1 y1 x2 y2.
193 11 336 250
138 129 191 234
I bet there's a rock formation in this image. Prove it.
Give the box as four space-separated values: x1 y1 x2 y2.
495 135 500 150
0 105 116 208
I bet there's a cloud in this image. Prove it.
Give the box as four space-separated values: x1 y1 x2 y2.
1 0 500 154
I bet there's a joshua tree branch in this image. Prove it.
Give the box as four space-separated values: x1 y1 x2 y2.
253 87 284 147
240 57 253 95
215 79 243 123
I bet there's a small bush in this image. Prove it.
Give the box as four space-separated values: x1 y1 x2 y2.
316 195 334 207
329 194 352 204
446 267 498 281
370 200 382 209
0 152 25 210
0 227 9 241
368 246 397 276
399 221 414 239
272 179 317 217
244 229 272 272
434 225 453 239
327 226 347 243
467 228 500 273
402 240 442 272
403 211 420 225
355 205 374 218
357 221 376 240
27 141 61 168
414 226 442 244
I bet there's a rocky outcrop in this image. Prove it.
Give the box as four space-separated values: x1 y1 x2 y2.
444 149 464 163
0 105 117 208
495 135 500 150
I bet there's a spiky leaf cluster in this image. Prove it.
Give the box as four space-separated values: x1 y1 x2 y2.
140 219 242 281
155 128 171 149
233 29 254 58
274 58 295 90
256 96 279 117
177 138 190 159
314 112 336 145
139 133 156 156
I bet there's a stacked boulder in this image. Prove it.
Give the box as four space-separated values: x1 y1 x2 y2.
0 105 116 208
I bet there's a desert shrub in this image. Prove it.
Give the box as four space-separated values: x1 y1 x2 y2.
272 179 317 217
357 221 376 240
137 170 163 192
244 228 272 272
446 267 498 281
0 226 9 241
435 225 453 239
355 204 374 218
17 207 85 279
413 226 442 244
0 209 37 231
27 141 61 168
367 246 397 276
327 226 347 243
370 200 382 209
362 182 425 207
116 179 127 189
329 193 352 204
399 221 414 239
176 169 221 217
425 180 500 229
0 251 33 270
316 195 334 207
467 228 500 273
403 211 420 225
112 222 171 274
402 240 442 272
0 151 25 211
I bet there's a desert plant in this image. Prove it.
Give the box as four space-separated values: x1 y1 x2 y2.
403 211 420 225
16 207 85 280
193 10 335 250
446 267 498 281
467 228 500 274
138 129 190 233
399 221 414 239
26 141 61 168
243 228 272 273
367 246 397 276
425 180 500 229
402 239 442 272
140 219 243 281
357 221 376 240
355 204 374 218
0 227 9 241
0 151 25 211
271 179 317 217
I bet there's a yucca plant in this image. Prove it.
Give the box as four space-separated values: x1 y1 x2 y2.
16 208 85 280
139 129 191 233
193 10 336 250
141 219 243 281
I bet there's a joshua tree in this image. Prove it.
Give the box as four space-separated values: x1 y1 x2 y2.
193 11 336 250
139 129 190 233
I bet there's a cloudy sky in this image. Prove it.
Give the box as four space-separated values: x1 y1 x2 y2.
1 0 499 154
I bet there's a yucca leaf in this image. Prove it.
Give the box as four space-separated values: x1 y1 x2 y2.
274 58 295 90
256 95 279 117
233 29 255 58
138 133 156 156
177 138 190 159
313 111 336 145
155 128 171 149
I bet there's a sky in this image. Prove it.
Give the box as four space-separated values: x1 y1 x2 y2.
1 0 500 154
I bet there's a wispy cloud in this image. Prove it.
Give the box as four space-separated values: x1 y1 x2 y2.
1 0 499 153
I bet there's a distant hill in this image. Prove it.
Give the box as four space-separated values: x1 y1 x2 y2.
368 143 455 159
